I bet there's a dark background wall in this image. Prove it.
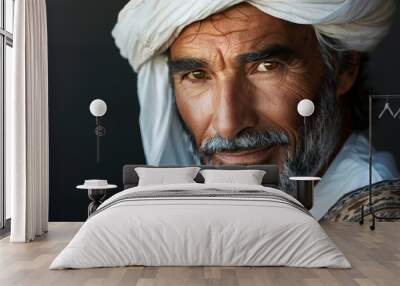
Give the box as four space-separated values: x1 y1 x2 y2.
47 0 144 221
367 11 400 165
47 0 400 221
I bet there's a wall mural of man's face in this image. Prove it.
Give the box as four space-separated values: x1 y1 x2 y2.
168 3 359 193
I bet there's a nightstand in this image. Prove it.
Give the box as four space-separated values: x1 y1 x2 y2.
289 177 321 210
77 180 117 217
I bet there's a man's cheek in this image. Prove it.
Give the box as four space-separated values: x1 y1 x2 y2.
252 73 317 126
249 85 300 130
244 85 303 159
175 87 214 147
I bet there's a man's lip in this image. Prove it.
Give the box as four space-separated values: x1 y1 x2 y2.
211 146 278 165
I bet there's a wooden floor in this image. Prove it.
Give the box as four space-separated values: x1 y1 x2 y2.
0 222 399 286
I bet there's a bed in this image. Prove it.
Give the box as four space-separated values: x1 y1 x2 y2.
50 165 350 269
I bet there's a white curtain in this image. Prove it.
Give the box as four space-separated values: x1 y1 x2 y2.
7 0 49 242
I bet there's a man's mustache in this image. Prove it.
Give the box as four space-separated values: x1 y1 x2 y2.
199 129 290 155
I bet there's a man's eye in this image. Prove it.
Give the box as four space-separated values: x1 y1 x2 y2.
256 62 279 72
186 70 209 80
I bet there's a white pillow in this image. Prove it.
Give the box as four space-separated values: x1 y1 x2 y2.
135 167 201 186
200 169 266 185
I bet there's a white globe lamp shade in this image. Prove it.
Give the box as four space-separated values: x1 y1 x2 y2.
89 99 107 117
297 99 314 117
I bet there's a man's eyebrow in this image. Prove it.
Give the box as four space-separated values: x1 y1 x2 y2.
237 44 297 64
167 44 296 73
168 57 208 74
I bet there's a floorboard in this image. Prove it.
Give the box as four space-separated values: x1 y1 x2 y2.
0 222 399 286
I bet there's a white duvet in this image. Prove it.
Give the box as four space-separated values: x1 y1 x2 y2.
50 183 350 269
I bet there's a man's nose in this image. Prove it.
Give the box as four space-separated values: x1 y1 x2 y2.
211 76 258 140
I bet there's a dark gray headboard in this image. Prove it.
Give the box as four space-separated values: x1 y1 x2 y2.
123 165 280 189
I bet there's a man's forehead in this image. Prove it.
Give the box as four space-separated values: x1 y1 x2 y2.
170 3 314 59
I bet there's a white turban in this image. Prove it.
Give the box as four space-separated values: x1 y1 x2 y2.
112 0 395 165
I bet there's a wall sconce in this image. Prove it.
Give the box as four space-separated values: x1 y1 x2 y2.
297 99 315 153
89 99 107 163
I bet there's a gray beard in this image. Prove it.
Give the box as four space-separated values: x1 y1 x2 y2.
280 75 341 195
178 73 342 196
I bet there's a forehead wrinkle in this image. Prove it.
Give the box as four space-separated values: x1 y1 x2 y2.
176 2 310 47
178 29 290 50
177 14 256 45
176 20 298 53
177 26 255 45
227 33 283 52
